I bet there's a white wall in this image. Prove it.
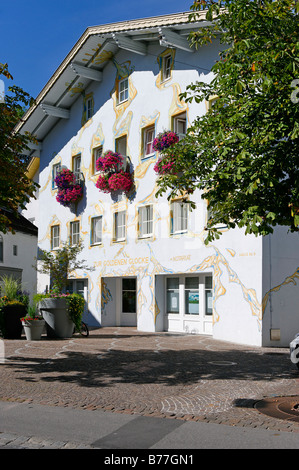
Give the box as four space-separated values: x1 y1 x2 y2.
262 228 299 347
34 40 269 346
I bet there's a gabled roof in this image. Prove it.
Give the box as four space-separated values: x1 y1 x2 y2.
1 209 38 236
16 11 210 158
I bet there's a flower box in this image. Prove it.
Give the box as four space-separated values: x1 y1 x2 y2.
153 131 179 152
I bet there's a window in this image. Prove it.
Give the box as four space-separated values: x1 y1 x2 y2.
142 126 155 158
52 163 61 189
0 235 3 262
166 277 179 314
13 245 18 256
86 96 94 120
118 78 129 104
205 276 213 315
115 135 127 156
72 154 81 184
185 277 199 315
138 205 153 238
172 113 186 139
91 216 102 245
92 146 103 174
122 278 136 313
162 54 172 82
171 200 188 234
50 225 60 250
70 221 80 245
114 211 126 242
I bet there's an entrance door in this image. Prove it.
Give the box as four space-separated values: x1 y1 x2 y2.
165 274 213 335
117 277 137 327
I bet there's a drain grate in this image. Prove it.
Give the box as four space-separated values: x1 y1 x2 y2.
255 396 299 423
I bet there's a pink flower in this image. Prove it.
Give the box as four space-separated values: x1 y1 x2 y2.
96 151 123 172
108 171 133 192
153 131 179 152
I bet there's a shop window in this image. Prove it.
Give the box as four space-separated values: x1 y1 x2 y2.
122 278 136 313
91 216 102 245
166 277 179 314
185 277 199 315
205 276 213 315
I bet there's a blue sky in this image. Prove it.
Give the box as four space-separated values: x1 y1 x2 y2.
0 0 194 99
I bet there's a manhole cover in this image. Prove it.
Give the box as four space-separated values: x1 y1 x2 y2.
255 396 299 423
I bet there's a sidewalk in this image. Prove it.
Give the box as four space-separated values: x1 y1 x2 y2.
0 327 299 447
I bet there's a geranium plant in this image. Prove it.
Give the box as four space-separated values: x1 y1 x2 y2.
55 168 83 207
153 131 179 152
96 151 123 172
95 150 134 195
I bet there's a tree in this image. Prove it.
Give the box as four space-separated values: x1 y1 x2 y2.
36 239 94 293
155 0 299 243
0 63 39 233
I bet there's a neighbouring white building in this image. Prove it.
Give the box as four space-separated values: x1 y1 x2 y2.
0 209 38 299
18 11 299 347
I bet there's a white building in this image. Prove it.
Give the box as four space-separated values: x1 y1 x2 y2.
19 12 299 347
0 209 38 299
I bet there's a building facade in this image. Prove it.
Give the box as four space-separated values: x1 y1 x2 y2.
0 210 38 300
20 12 299 347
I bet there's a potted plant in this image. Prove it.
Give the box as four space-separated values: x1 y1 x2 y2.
95 150 134 195
0 275 29 339
34 239 92 338
21 303 45 341
152 131 179 152
55 168 83 208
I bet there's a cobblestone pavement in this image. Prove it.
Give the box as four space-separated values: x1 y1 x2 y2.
1 327 299 448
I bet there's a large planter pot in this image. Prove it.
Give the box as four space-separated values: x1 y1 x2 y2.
39 298 74 338
2 304 27 339
22 319 45 341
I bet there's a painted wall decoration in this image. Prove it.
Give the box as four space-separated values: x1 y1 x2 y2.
28 40 299 348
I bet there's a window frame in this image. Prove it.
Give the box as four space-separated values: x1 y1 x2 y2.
161 54 172 82
142 126 155 159
86 96 94 120
115 135 127 157
52 163 61 189
122 277 137 314
172 112 187 139
70 220 80 246
92 146 103 175
118 77 129 104
171 200 188 235
72 154 81 184
113 210 126 242
90 216 103 246
51 225 60 250
138 205 153 239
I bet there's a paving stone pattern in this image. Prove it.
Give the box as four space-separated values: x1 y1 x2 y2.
1 327 299 448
